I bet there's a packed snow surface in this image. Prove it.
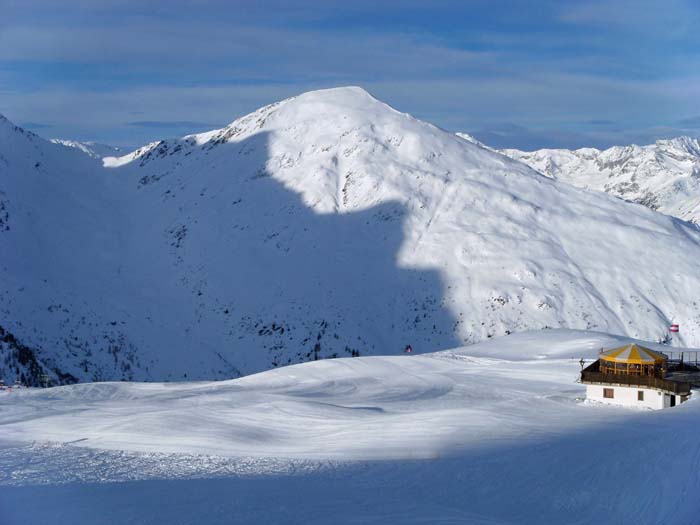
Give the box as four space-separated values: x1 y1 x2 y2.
3 89 700 386
0 330 619 459
501 137 700 224
1 330 699 524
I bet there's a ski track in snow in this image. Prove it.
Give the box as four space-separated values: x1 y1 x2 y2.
0 442 335 486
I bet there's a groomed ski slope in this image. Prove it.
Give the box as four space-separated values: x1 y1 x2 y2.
1 330 699 524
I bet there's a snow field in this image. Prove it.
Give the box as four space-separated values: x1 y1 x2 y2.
1 330 699 524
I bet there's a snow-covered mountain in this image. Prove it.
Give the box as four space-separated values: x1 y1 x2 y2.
50 138 125 159
3 88 700 385
500 137 700 223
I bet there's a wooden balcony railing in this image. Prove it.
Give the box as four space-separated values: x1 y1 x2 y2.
581 368 691 395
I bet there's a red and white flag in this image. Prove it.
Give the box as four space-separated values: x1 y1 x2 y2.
670 324 680 333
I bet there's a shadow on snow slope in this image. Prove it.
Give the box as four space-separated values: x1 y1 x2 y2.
1 130 461 382
1 397 698 525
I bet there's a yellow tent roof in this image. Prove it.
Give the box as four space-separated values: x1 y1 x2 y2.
600 344 667 365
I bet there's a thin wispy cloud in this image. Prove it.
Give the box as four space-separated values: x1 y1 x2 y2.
20 121 54 129
678 116 700 129
126 121 220 129
1 0 698 148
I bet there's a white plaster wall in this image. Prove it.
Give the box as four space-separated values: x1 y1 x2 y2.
662 393 690 408
586 384 665 409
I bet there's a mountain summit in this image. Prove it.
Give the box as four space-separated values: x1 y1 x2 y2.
3 88 700 384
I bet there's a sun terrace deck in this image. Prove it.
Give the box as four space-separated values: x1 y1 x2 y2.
580 359 692 396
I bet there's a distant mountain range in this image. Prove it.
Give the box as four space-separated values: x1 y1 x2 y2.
460 134 700 224
2 89 700 386
50 139 126 160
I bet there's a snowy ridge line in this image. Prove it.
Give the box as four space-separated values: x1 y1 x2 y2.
498 136 700 224
50 139 125 160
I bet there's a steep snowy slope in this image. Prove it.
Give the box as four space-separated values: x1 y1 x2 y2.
1 330 699 524
501 137 700 223
3 89 700 385
0 115 123 383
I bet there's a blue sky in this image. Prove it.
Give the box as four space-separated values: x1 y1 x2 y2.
2 0 699 149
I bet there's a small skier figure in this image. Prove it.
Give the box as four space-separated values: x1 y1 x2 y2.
579 357 586 369
404 344 413 354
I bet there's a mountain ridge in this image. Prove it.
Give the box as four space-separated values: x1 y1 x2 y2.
3 87 700 385
500 137 700 223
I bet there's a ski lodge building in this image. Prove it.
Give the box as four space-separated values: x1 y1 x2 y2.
580 344 692 410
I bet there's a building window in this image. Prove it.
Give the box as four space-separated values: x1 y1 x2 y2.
603 388 614 399
637 391 644 401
